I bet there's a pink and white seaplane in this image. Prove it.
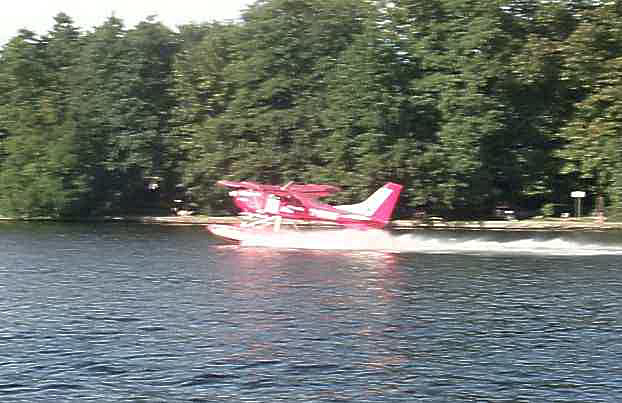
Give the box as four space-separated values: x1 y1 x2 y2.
207 180 402 242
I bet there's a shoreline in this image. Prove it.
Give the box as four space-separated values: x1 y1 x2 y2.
4 215 622 231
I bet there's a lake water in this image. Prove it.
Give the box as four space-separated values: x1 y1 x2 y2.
2 222 622 402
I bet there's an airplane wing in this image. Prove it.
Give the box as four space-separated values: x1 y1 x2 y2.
287 184 340 198
217 180 340 198
217 180 262 190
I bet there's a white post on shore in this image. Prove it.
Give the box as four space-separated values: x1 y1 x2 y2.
571 191 586 218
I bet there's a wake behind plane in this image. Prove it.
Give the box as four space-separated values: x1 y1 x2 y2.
207 180 403 242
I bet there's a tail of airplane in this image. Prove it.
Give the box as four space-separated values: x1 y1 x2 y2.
336 182 403 226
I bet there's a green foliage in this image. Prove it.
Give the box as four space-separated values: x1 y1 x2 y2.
540 203 555 218
0 20 87 216
2 1 622 218
556 3 622 214
176 0 367 210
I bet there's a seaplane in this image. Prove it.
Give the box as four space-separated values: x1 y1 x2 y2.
207 180 403 242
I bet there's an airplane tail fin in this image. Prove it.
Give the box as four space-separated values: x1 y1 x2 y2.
337 182 403 226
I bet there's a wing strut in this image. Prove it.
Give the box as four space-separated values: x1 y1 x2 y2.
239 213 283 232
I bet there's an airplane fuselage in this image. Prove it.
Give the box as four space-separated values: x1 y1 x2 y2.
228 189 384 227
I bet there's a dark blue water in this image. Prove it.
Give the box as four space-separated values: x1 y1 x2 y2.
2 223 622 402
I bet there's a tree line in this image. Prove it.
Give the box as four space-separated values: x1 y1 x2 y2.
1 0 621 219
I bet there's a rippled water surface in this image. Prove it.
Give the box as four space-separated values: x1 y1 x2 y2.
2 223 622 402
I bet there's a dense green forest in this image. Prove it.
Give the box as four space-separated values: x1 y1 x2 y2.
1 0 621 219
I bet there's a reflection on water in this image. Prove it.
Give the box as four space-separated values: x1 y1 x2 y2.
1 223 622 401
